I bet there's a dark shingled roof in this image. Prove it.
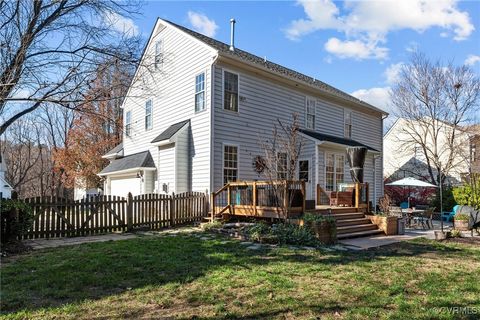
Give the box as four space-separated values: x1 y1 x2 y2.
163 19 386 115
99 151 155 175
299 129 379 152
103 143 123 157
151 120 190 143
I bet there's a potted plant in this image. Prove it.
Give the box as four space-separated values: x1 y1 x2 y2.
302 213 336 244
454 213 470 231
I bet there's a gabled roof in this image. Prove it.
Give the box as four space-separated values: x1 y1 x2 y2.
299 129 379 152
102 143 124 158
99 151 155 175
151 120 190 144
162 19 387 115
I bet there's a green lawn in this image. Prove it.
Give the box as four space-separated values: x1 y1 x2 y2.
1 233 479 319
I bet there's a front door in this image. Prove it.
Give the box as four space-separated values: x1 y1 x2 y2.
298 159 312 200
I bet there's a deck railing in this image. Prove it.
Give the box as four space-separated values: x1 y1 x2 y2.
316 182 369 210
211 180 306 219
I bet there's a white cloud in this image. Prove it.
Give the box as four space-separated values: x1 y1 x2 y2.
465 54 480 66
187 11 218 37
286 0 474 60
104 12 139 37
352 86 396 128
384 63 404 85
324 38 388 60
351 87 391 113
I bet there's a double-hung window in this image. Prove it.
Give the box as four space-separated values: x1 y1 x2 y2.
344 109 352 138
223 145 238 184
125 111 132 137
325 154 344 191
306 98 316 129
145 100 153 130
195 72 205 112
224 71 238 112
277 152 288 179
155 40 163 70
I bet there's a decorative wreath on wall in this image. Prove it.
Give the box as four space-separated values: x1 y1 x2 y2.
252 155 266 174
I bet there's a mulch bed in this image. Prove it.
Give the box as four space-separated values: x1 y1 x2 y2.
443 237 480 245
1 240 32 257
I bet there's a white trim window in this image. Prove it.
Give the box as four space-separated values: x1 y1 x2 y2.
306 98 316 129
155 40 163 70
344 109 352 138
145 100 153 131
223 145 238 184
325 154 344 191
223 71 238 112
125 111 132 137
195 72 205 112
277 152 288 179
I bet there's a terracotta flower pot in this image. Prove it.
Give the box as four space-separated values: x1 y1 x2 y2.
454 220 469 231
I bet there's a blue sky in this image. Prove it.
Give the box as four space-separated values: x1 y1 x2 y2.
122 0 480 114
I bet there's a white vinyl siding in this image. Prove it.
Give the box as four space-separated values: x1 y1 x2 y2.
277 152 287 179
125 111 132 137
223 145 238 184
121 21 215 194
306 97 316 129
155 40 163 70
344 109 352 138
195 72 205 112
145 100 153 131
158 144 175 194
223 70 239 112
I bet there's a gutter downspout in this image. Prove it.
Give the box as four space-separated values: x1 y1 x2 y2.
210 53 219 195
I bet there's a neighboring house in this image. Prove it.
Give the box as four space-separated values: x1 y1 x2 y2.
383 118 472 184
98 18 387 206
469 128 480 174
73 177 102 200
0 153 13 198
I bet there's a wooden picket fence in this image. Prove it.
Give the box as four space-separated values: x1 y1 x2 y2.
17 192 207 239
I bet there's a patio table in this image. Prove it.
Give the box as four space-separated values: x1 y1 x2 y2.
405 209 426 228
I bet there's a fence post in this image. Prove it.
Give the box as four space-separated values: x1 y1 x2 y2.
170 192 176 227
126 192 133 232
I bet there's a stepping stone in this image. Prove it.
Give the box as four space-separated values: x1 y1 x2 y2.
200 237 211 240
288 246 300 250
301 246 316 251
246 244 262 250
331 245 348 251
240 241 253 245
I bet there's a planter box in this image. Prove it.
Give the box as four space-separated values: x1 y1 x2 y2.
454 220 469 231
366 215 398 235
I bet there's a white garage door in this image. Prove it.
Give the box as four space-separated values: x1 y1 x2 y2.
110 176 141 197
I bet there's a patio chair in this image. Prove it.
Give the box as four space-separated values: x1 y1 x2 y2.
400 202 409 209
412 208 434 230
441 205 459 222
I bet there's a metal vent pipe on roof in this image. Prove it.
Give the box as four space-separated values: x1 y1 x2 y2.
229 18 236 51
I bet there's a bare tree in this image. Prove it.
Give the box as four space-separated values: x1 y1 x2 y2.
391 52 480 186
0 0 144 135
260 114 303 217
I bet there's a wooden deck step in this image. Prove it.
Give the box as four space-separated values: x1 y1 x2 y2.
336 218 371 227
337 229 384 239
337 224 378 234
328 212 366 220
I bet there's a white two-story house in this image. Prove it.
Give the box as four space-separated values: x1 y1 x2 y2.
99 18 387 207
